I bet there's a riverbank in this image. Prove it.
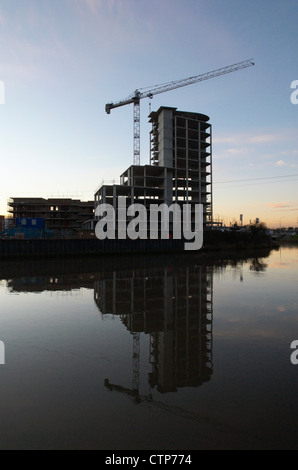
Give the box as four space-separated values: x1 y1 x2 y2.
276 234 298 245
0 230 278 259
203 230 278 251
0 244 277 280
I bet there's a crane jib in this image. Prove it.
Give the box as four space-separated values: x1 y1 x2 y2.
105 59 255 165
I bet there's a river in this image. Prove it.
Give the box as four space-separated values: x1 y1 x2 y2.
0 245 297 450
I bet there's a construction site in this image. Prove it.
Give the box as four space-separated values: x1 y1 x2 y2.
93 59 254 235
2 60 255 251
7 198 94 232
94 106 213 231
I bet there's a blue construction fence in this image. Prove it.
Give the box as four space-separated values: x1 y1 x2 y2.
16 217 45 230
0 228 76 240
1 218 77 239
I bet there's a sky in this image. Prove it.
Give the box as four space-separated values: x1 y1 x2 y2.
0 0 297 228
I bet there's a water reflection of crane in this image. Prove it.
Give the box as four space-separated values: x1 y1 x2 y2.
104 377 204 424
104 378 149 405
105 374 210 424
104 376 205 421
105 330 147 405
104 377 259 443
132 332 140 395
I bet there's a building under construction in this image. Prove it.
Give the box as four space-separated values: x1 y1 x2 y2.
94 106 212 230
8 197 94 231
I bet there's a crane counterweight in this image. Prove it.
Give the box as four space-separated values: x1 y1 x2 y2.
105 104 112 114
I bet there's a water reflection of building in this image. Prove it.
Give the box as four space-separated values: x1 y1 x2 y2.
4 256 214 393
94 264 213 393
6 274 94 293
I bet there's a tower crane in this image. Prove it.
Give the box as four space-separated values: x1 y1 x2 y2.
105 59 254 166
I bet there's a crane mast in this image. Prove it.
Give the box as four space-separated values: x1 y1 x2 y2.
105 59 254 166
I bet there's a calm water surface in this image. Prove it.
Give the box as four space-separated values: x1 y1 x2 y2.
0 246 297 450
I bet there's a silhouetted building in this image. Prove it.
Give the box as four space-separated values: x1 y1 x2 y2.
8 198 94 231
94 107 213 231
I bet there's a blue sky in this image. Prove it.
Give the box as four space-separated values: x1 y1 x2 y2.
0 0 297 227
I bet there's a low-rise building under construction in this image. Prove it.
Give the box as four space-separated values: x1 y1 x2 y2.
8 197 94 231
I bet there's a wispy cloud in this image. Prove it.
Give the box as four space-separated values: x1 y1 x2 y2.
266 202 298 212
72 0 147 50
223 147 250 156
0 63 41 82
249 134 280 144
275 160 286 167
281 149 298 156
274 159 298 168
213 130 295 146
0 4 74 83
213 129 298 168
84 0 99 14
83 0 121 16
266 202 291 209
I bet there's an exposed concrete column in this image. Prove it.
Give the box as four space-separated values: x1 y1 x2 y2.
144 166 147 203
209 125 213 225
94 194 97 216
186 118 189 203
198 121 202 205
113 185 117 210
158 109 173 168
162 167 173 206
